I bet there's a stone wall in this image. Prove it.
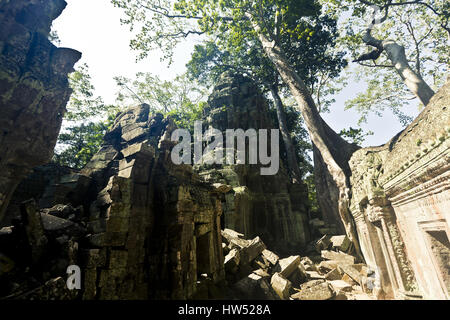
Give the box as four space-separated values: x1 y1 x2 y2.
80 104 225 299
0 0 81 223
0 104 226 299
196 73 311 254
349 80 450 299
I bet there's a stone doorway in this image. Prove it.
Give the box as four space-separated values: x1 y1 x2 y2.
196 232 212 276
420 220 450 299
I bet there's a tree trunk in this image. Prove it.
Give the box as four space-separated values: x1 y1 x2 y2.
249 16 363 259
313 143 346 234
362 31 435 106
269 85 302 183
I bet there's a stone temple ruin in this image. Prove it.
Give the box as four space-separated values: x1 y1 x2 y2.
348 82 450 300
0 0 449 300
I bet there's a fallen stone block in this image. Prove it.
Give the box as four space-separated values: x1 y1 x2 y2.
271 273 292 300
328 280 353 294
229 237 251 250
233 273 279 300
0 253 15 275
0 227 13 236
222 243 230 256
40 212 86 238
330 235 351 252
221 229 244 244
224 248 240 273
315 235 331 253
277 255 301 278
300 257 315 271
291 280 335 300
287 264 308 288
306 271 325 280
262 249 279 266
253 268 270 278
324 268 342 281
240 236 266 264
321 250 355 265
338 265 363 285
318 260 340 273
341 274 358 286
334 293 348 300
351 263 369 276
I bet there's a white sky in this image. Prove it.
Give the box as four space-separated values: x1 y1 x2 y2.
52 0 421 148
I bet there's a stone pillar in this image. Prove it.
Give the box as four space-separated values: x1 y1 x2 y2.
366 197 419 298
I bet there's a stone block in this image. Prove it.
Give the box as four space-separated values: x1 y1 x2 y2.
338 265 363 285
321 250 355 265
324 268 342 281
306 271 325 280
330 235 351 252
109 250 129 269
341 274 358 286
80 249 107 268
121 142 155 159
262 249 279 265
253 269 270 278
318 260 340 273
240 236 266 264
277 255 301 278
233 273 278 300
315 235 331 253
270 272 292 300
224 248 240 274
221 228 244 244
291 280 335 300
328 280 353 294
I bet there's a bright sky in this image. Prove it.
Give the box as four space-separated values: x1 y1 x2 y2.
52 0 421 148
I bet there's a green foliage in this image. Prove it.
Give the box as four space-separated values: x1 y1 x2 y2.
338 127 373 145
65 63 111 121
321 0 449 126
186 14 347 113
114 72 208 134
111 0 324 61
54 64 118 169
115 72 207 112
305 173 320 216
53 119 112 169
344 71 415 126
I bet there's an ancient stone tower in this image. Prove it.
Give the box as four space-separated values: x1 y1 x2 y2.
196 73 311 254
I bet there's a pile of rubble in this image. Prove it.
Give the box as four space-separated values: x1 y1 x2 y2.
222 229 377 300
0 201 84 299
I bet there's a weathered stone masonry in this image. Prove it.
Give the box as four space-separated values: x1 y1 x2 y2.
197 73 311 255
79 104 225 299
349 80 450 299
0 0 81 224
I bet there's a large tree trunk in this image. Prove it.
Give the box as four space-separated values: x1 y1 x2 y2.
250 17 363 259
361 31 435 106
313 143 346 234
269 85 302 183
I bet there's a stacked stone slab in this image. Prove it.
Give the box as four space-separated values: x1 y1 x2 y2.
79 104 225 299
0 104 226 300
196 72 311 254
0 0 81 223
